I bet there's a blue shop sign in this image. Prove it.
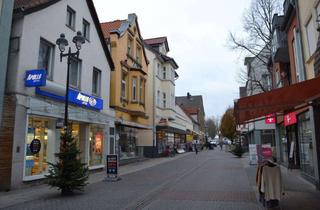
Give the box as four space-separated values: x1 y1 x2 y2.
36 87 103 110
25 69 47 87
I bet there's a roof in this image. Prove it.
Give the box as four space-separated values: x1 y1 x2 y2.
13 0 114 70
183 107 199 115
14 0 60 14
144 42 179 69
100 13 149 65
100 20 124 39
144 36 169 52
176 95 205 116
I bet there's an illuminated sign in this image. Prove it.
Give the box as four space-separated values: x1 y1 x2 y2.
25 69 46 87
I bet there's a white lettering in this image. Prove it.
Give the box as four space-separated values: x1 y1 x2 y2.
76 93 97 107
27 74 42 81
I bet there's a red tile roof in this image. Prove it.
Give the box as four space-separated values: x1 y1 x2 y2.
144 37 167 45
100 20 123 39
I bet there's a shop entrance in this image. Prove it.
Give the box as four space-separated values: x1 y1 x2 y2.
286 125 300 169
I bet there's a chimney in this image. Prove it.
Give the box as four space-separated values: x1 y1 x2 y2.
187 92 191 99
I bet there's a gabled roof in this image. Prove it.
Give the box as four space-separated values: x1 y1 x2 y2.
144 42 179 69
100 13 149 65
100 20 124 39
144 37 169 52
13 0 114 70
176 94 205 116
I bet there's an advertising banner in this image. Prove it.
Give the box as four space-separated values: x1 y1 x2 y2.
105 155 120 181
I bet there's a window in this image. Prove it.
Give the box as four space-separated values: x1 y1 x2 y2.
121 72 127 99
82 19 90 40
136 45 142 64
66 6 75 29
305 17 317 57
157 63 160 76
293 28 305 82
132 77 137 102
139 78 145 103
69 58 81 89
38 38 54 79
163 67 166 79
89 125 104 166
127 36 133 56
163 92 166 108
157 90 160 106
92 68 101 96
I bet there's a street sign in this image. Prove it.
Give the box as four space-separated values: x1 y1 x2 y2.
105 155 120 181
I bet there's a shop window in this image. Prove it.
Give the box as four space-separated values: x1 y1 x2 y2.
92 68 101 96
298 112 315 178
89 125 104 166
25 117 49 177
66 6 76 30
82 18 90 41
119 127 137 160
38 38 54 79
70 58 81 89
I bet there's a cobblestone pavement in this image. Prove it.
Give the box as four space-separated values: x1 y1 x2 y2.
2 149 263 210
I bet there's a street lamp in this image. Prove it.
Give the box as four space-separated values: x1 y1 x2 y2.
56 31 85 132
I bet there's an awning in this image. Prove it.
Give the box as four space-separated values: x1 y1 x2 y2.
235 76 320 124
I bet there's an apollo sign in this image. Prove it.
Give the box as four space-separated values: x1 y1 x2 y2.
36 87 103 110
25 69 46 87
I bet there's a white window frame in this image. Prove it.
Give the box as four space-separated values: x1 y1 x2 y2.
83 18 90 41
69 58 81 89
121 71 127 99
132 77 137 102
66 6 76 30
38 38 54 79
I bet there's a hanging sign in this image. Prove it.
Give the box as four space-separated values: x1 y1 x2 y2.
25 69 47 87
284 112 297 126
265 114 276 124
29 139 41 154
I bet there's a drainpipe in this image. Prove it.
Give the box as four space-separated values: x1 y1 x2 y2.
152 57 157 157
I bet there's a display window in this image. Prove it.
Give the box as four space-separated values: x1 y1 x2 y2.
25 117 49 177
89 125 104 166
298 112 315 178
119 127 137 160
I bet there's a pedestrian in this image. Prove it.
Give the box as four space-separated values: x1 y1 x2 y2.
219 140 223 151
194 143 198 155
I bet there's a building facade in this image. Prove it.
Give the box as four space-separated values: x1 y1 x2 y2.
0 0 14 191
0 0 115 190
176 94 206 142
101 14 153 162
144 37 188 156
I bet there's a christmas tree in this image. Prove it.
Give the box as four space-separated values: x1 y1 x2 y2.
46 129 88 195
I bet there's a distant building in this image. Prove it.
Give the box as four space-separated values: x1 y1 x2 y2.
176 93 206 142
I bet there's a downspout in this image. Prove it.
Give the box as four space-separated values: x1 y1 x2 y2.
152 57 157 157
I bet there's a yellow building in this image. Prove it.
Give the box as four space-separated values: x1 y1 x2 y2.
101 14 153 161
297 0 319 80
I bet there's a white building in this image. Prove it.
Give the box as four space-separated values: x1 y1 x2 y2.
5 0 115 189
144 37 192 155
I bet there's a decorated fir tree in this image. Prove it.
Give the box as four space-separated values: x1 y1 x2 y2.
46 129 88 195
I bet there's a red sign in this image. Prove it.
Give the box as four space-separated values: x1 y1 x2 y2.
284 112 297 126
265 114 276 124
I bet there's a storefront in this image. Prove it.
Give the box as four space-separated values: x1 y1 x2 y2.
117 126 138 160
156 126 188 155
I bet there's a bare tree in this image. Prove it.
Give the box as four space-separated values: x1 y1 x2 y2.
205 116 218 139
230 0 281 92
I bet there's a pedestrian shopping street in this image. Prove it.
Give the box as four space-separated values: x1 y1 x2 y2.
1 149 319 210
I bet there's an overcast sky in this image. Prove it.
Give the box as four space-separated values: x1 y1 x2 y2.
93 0 251 119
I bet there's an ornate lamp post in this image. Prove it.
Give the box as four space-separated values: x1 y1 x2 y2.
56 31 85 132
